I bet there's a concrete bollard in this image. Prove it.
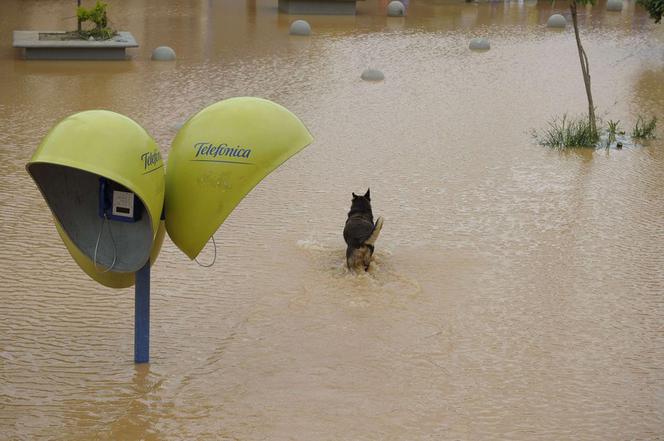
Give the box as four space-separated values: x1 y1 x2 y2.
151 46 176 61
290 20 311 36
361 68 385 81
546 14 567 28
387 1 405 17
469 37 490 50
607 0 623 11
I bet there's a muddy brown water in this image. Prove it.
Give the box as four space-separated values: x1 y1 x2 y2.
1 0 663 439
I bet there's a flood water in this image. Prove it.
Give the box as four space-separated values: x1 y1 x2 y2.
1 0 663 439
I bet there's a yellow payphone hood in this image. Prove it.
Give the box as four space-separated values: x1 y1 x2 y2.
26 110 165 286
165 97 313 259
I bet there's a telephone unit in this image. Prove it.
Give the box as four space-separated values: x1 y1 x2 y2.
98 177 143 222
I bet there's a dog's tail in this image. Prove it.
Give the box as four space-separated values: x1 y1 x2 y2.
346 217 384 271
365 217 384 246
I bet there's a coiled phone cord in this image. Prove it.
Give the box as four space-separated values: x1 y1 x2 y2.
194 235 217 267
94 214 118 273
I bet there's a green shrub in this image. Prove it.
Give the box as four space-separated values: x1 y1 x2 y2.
77 1 115 40
606 119 621 146
632 115 657 139
637 0 663 23
536 114 599 148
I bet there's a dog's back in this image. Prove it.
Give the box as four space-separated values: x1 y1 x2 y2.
343 189 383 271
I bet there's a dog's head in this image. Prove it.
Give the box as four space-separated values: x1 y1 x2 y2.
350 188 372 212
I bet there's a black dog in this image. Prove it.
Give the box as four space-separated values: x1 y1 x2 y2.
343 189 384 271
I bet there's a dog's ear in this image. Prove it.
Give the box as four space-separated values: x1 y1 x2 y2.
364 188 370 200
352 192 358 199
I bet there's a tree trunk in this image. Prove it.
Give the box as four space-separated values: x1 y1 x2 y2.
570 0 597 137
77 0 82 32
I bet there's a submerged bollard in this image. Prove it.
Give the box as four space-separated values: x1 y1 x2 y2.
361 68 385 81
469 37 490 51
547 14 567 28
290 20 311 36
607 0 623 11
134 260 150 363
151 46 176 61
387 1 405 16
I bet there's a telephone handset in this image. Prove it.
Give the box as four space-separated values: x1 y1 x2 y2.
95 178 143 272
98 177 143 222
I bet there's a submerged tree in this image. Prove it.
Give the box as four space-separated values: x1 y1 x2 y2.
637 0 663 22
76 0 114 40
567 0 598 140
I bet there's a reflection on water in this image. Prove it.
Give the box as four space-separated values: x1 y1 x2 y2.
1 0 663 439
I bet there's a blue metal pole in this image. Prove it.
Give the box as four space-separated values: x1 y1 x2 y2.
134 260 150 363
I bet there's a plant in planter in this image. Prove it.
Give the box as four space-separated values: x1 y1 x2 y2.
77 1 116 40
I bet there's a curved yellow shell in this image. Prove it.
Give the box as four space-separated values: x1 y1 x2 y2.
26 110 165 286
165 97 313 259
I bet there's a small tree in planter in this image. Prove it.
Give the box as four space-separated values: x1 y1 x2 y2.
77 0 115 40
